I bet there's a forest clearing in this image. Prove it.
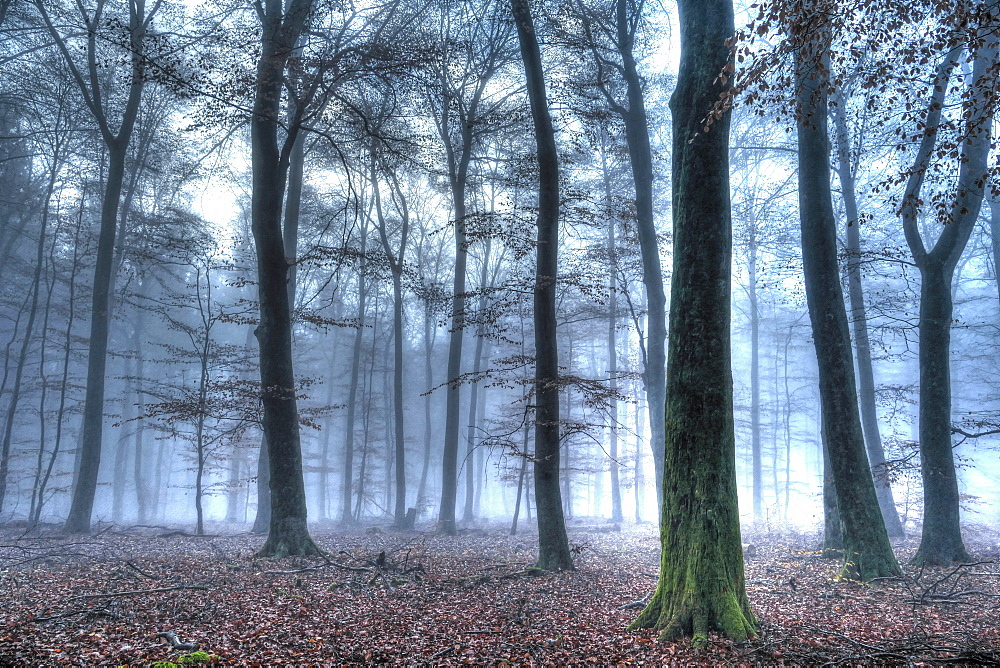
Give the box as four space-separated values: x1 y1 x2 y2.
2 523 999 666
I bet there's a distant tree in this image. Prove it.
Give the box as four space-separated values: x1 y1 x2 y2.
571 0 667 501
631 0 756 644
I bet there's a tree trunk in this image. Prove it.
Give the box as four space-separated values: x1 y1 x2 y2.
342 221 368 524
599 131 623 524
794 14 900 580
832 100 905 538
748 229 763 524
913 264 969 564
250 0 318 557
512 0 573 572
630 0 755 644
612 0 666 504
0 158 56 513
898 26 996 566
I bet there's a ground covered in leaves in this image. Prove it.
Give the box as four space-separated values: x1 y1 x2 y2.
1 521 999 665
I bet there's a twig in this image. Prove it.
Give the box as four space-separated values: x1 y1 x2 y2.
124 560 159 579
66 584 208 602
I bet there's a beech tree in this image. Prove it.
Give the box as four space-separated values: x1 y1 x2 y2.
792 0 900 581
511 0 573 572
631 0 756 644
34 0 164 533
900 9 998 566
250 0 319 557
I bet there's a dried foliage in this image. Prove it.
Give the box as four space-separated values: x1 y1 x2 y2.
1 526 998 664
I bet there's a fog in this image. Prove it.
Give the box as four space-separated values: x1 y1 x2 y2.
0 0 997 552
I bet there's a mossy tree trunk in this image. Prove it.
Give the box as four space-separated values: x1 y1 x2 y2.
630 0 754 645
792 4 900 581
511 0 573 572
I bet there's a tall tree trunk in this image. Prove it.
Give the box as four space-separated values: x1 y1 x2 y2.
342 220 369 523
33 205 83 525
36 0 154 533
631 0 755 644
832 100 905 538
612 0 666 503
250 0 318 557
512 0 573 572
793 9 900 581
599 131 623 524
748 228 763 523
898 27 997 565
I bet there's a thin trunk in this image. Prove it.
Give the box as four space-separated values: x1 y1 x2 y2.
342 220 369 523
0 159 56 513
749 229 763 523
832 99 905 538
600 131 623 524
512 0 573 571
794 12 899 580
510 419 531 536
34 207 84 525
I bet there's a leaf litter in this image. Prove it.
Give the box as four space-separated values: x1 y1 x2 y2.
1 522 998 665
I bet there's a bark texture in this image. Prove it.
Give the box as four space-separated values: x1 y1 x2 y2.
630 0 755 644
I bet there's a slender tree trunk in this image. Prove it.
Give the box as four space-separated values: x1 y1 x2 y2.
794 13 899 580
512 0 573 572
612 0 666 503
0 160 56 512
249 0 318 557
599 132 623 524
34 206 83 525
748 230 763 524
417 298 434 513
342 222 368 523
832 100 905 538
631 0 755 644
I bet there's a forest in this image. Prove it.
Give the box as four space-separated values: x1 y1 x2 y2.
1 0 999 664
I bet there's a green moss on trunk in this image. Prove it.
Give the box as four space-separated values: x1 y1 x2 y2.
631 0 755 645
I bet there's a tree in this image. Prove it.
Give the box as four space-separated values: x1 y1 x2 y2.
792 1 901 581
630 0 756 644
831 89 905 539
573 0 666 499
900 12 998 565
511 0 573 572
427 0 518 535
34 0 164 533
250 0 320 557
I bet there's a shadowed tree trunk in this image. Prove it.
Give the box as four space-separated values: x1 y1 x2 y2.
831 97 905 539
793 4 900 581
511 0 573 572
900 24 997 565
630 0 755 645
250 0 319 557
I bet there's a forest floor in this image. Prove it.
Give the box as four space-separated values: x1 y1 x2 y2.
1 521 999 666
